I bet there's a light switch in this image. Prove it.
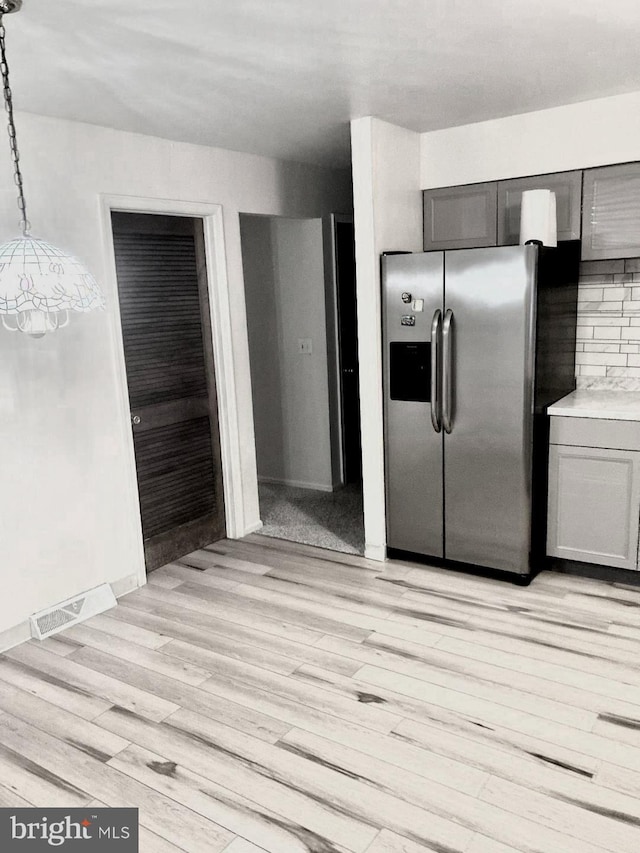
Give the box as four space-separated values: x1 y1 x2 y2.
412 299 424 312
298 338 313 354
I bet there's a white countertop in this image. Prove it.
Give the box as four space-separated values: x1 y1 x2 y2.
548 390 640 421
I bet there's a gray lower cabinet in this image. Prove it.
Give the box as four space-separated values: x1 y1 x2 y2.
582 163 640 260
547 436 640 570
423 182 497 250
497 171 582 245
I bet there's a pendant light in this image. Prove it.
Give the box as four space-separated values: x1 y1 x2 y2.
0 0 104 338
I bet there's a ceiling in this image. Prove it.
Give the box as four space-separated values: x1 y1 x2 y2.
7 0 640 168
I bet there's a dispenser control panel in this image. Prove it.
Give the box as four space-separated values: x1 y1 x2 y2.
399 292 423 326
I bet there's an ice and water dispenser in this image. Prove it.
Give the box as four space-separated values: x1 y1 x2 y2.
389 342 431 403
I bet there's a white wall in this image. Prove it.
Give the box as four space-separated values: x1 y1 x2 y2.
241 216 285 482
242 215 334 491
0 111 351 636
421 91 640 188
351 117 422 559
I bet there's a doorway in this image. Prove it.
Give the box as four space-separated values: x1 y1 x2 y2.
332 216 363 486
240 213 364 554
111 211 225 571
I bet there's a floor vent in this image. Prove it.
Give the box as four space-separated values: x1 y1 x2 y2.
29 584 117 640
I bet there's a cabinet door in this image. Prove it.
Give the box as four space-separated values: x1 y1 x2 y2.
497 171 582 245
423 183 497 250
547 444 640 570
582 163 640 260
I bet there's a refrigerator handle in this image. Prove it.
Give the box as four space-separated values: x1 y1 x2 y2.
442 309 454 434
430 309 442 433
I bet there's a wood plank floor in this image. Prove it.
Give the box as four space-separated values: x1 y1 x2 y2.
1 535 640 852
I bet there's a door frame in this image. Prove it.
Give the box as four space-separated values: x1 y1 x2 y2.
100 194 243 586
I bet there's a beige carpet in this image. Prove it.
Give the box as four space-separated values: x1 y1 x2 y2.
257 482 364 554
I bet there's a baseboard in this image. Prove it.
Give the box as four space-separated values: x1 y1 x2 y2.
241 519 264 537
0 620 31 654
258 476 335 493
0 571 144 654
365 543 386 562
111 571 143 598
546 556 640 586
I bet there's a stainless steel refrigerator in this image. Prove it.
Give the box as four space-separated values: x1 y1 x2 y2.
382 242 580 580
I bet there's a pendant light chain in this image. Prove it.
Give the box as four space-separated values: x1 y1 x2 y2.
0 0 104 337
0 13 29 236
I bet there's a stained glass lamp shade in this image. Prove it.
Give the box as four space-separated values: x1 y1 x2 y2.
0 236 105 336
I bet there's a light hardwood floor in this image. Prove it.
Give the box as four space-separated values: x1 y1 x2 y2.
1 534 640 852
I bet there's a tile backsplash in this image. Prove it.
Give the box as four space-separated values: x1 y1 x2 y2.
576 258 640 390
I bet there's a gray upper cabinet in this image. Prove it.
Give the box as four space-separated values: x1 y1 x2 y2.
582 163 640 260
423 182 497 250
497 171 582 245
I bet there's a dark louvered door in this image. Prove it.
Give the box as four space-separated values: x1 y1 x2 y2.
112 212 225 571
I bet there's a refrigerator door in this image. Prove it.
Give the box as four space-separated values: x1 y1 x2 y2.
444 245 537 574
383 252 444 556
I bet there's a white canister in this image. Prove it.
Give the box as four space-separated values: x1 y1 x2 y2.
519 189 557 247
